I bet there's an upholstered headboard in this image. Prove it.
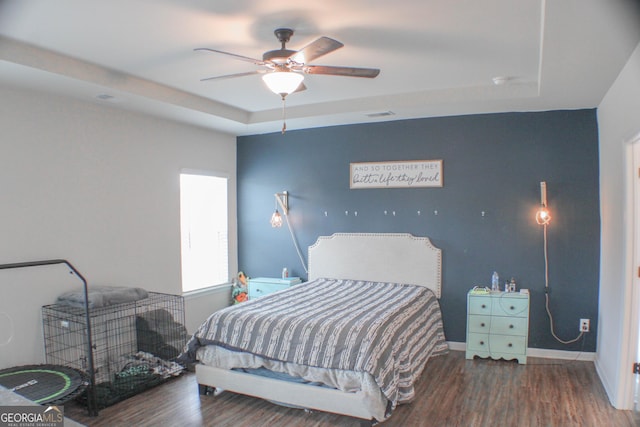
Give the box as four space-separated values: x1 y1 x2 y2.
308 233 442 298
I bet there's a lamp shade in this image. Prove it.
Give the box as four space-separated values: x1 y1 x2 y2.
262 71 304 96
535 181 551 225
270 210 283 228
536 207 551 225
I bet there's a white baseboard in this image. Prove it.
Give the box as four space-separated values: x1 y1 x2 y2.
447 341 596 362
447 341 466 352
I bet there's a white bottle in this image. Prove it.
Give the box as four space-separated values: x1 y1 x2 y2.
491 271 499 292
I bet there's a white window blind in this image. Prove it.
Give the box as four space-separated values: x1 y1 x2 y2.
180 172 229 292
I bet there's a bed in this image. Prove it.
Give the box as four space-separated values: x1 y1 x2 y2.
179 233 448 424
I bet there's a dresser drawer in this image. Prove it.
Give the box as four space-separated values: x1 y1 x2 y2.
249 282 285 298
468 296 492 315
489 334 527 355
248 277 301 300
467 314 492 333
491 297 529 317
466 332 490 352
488 316 528 336
468 314 528 336
467 333 526 355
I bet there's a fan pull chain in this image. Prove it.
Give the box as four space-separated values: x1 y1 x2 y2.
281 95 287 134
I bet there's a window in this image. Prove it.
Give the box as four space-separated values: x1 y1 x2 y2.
179 172 229 293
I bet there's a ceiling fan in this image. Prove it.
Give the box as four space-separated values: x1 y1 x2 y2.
195 28 380 98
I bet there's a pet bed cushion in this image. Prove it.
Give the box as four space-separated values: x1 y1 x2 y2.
56 286 148 309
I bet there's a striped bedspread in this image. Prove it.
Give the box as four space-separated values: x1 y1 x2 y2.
181 278 448 404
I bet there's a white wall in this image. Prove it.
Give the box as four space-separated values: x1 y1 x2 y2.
0 85 237 368
596 40 640 408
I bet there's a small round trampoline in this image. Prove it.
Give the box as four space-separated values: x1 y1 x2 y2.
0 364 88 405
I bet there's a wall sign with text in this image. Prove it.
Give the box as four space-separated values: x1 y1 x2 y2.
350 160 443 189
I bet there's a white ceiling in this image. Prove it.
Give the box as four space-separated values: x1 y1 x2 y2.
1 0 639 136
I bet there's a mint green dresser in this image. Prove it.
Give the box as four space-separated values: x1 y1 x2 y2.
466 290 530 364
248 277 302 300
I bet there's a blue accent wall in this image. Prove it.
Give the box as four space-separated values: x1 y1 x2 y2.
237 110 600 351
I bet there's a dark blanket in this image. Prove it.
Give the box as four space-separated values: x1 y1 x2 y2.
136 309 189 360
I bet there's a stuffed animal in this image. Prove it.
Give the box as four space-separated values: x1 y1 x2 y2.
238 271 248 287
232 271 249 304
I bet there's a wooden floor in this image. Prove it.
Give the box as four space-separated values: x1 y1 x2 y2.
64 350 640 427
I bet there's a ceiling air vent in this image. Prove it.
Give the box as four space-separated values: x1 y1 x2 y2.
96 94 118 102
366 111 395 118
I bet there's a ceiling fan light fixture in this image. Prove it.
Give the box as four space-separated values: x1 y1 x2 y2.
262 71 304 97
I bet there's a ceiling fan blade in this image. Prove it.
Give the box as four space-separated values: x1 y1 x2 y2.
194 48 265 65
200 70 264 82
303 65 380 78
288 37 344 64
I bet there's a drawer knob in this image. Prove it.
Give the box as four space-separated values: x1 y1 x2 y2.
479 341 485 346
481 323 485 327
509 324 514 329
508 343 513 347
481 304 486 309
510 306 515 310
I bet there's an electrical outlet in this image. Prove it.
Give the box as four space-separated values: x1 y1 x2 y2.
579 318 590 332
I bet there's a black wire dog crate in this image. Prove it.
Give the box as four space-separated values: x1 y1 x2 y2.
42 292 188 408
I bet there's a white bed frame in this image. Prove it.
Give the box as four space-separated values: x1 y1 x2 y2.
195 233 442 422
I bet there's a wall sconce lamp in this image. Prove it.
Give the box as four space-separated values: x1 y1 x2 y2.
536 181 580 344
268 190 308 274
270 191 288 228
535 181 551 225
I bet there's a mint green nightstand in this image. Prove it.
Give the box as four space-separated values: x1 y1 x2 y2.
248 277 302 300
466 290 530 364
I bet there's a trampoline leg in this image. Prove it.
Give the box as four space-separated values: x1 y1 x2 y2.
86 385 99 417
